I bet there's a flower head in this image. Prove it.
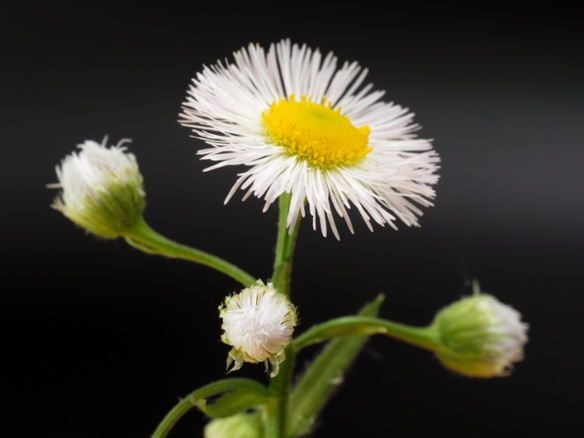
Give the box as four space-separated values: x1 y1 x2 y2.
219 280 297 377
49 137 145 239
204 413 261 438
180 39 440 239
430 290 529 378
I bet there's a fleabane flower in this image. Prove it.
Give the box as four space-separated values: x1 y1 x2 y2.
180 39 440 239
219 280 297 378
430 292 529 378
49 137 145 239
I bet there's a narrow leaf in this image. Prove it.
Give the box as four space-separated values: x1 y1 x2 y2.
286 295 384 437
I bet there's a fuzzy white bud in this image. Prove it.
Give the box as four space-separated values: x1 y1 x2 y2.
219 280 297 377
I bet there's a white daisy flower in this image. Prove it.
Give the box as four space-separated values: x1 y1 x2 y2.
219 280 297 378
180 39 440 239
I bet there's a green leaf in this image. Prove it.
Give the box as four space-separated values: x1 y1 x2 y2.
286 294 384 437
152 378 270 438
201 389 271 418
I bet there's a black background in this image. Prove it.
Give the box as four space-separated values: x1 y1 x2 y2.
3 2 584 437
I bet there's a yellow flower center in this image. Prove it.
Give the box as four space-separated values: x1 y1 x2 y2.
262 95 372 170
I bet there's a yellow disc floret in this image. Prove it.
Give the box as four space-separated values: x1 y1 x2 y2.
262 95 372 170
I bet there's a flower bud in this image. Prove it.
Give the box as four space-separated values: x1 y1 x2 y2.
219 280 297 377
50 137 145 239
204 413 261 438
430 292 528 378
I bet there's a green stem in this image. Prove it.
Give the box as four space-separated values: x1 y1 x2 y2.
123 216 256 287
271 193 299 296
266 193 300 437
293 316 440 353
152 378 269 438
264 351 294 438
152 394 195 438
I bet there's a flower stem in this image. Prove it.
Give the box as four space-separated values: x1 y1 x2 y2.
266 193 300 437
293 316 440 353
123 216 256 287
152 393 196 438
271 193 299 296
151 378 270 438
265 349 294 438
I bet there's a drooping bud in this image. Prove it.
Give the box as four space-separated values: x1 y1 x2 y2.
430 291 529 378
49 137 145 239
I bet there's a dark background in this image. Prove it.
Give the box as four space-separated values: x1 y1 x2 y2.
3 2 583 437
